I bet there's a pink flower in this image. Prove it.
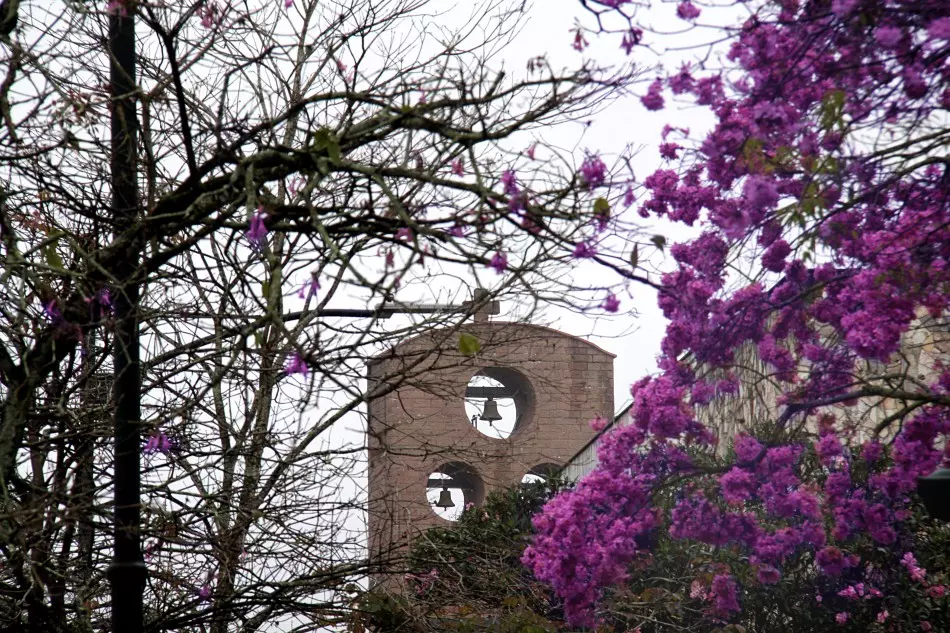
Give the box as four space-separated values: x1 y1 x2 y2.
689 580 707 599
198 3 221 28
927 585 945 598
284 352 309 377
451 158 464 176
901 552 927 583
489 252 508 274
395 227 413 241
877 610 889 623
601 293 620 313
835 612 849 625
285 0 294 7
921 622 933 632
589 415 608 432
199 584 212 601
676 1 700 20
526 143 537 160
572 28 589 52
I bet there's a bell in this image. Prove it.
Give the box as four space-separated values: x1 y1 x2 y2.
435 486 455 509
479 397 502 426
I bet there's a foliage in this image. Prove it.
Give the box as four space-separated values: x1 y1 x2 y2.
526 0 950 630
362 481 569 633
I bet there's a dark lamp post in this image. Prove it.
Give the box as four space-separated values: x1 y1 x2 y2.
917 467 950 522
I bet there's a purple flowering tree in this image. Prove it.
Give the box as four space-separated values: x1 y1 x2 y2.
526 0 950 631
0 0 636 630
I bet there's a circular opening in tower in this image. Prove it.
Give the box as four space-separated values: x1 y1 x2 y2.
426 461 485 522
463 367 534 439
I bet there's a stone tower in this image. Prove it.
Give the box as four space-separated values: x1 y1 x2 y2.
366 318 614 576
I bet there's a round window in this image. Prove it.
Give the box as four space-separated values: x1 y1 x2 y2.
463 367 534 439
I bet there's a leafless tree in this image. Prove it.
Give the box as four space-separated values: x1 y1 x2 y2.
0 0 637 631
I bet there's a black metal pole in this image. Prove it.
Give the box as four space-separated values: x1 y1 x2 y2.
108 7 145 633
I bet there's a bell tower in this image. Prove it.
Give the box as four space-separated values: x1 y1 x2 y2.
366 312 614 578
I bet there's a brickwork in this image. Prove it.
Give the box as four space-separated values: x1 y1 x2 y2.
367 321 614 575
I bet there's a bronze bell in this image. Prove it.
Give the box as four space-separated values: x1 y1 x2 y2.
435 486 455 509
479 397 503 426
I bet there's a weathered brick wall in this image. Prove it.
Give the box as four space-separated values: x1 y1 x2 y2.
367 322 614 574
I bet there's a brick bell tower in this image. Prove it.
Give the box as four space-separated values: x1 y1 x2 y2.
366 300 614 580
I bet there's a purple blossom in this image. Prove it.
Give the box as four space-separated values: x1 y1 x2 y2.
669 64 694 95
761 239 791 272
589 415 608 432
500 170 519 204
43 300 64 324
247 207 269 248
601 293 620 313
450 158 464 176
720 467 757 504
676 1 700 21
489 251 508 274
198 584 212 601
835 612 849 625
874 25 903 48
623 186 636 207
579 154 607 188
816 546 850 577
709 574 740 618
284 352 309 377
659 143 680 160
756 565 781 585
641 79 665 111
395 227 413 241
743 175 779 211
297 275 320 301
572 241 597 259
928 17 950 40
620 28 643 55
144 431 173 455
734 435 763 463
901 552 927 583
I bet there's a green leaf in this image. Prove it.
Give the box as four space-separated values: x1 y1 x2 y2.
43 244 64 270
311 128 341 164
629 243 639 270
819 89 846 132
458 333 481 357
593 197 610 216
651 235 667 252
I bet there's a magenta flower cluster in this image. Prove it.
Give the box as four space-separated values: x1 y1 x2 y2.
527 0 950 627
